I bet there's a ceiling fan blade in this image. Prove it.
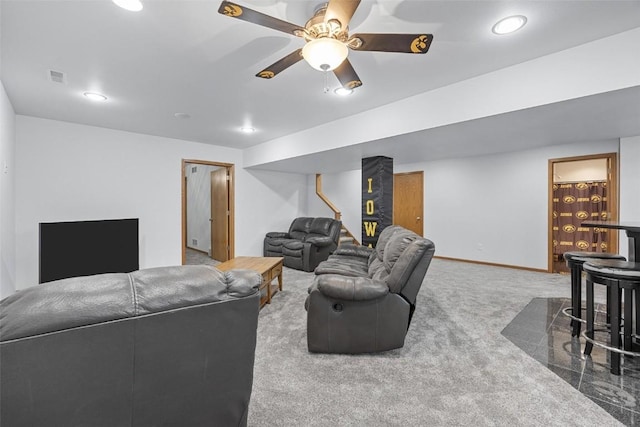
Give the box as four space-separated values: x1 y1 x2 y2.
324 0 361 29
350 33 433 54
218 1 305 36
255 49 303 79
333 59 362 89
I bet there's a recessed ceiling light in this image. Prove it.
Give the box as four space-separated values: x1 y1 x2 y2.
113 0 143 12
240 126 256 134
334 87 353 96
492 15 527 35
83 92 107 101
174 112 191 119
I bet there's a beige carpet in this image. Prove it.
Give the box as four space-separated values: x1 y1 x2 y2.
247 258 620 426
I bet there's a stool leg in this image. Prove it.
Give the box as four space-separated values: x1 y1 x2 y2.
624 287 633 352
573 267 582 337
584 276 595 356
636 287 640 350
569 264 577 330
610 283 621 375
606 286 612 325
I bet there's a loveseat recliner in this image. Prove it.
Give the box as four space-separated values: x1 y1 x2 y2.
305 225 435 354
263 217 342 272
0 265 262 427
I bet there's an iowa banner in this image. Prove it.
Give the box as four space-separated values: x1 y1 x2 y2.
362 156 393 247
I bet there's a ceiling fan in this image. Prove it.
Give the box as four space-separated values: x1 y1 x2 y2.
218 0 433 90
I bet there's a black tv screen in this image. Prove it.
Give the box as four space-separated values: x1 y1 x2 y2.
39 218 139 283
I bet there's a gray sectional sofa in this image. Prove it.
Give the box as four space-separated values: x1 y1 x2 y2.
305 225 435 354
264 217 342 272
1 265 262 427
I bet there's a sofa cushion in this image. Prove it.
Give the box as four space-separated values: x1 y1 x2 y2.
305 236 334 247
383 230 418 272
368 256 384 277
308 217 336 237
289 217 312 241
333 244 373 259
0 265 260 342
315 259 368 277
371 265 389 284
386 238 431 293
265 237 292 250
282 241 304 258
283 240 304 250
316 275 389 301
374 225 403 261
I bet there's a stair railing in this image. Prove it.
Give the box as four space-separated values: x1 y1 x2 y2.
315 174 360 245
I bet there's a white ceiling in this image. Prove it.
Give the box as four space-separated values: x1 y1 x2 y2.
2 0 640 171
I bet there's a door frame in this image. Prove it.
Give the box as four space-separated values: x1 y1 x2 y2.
547 152 618 273
181 159 235 265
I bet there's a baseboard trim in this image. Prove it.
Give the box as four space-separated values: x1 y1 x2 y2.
434 256 549 273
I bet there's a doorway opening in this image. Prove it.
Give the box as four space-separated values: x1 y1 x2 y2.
181 159 235 265
548 153 618 273
393 171 424 236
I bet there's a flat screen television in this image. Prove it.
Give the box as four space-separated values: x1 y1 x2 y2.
39 218 139 283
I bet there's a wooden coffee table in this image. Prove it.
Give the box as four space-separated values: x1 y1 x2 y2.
216 256 283 308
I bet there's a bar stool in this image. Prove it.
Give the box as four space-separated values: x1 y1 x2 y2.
562 251 626 337
582 259 640 375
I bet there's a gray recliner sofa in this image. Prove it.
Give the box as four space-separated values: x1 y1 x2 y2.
0 265 262 427
305 225 435 354
263 217 342 272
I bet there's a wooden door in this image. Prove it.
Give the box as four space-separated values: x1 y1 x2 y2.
210 168 229 262
393 171 424 236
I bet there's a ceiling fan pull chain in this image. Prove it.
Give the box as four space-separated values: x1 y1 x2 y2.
321 64 329 93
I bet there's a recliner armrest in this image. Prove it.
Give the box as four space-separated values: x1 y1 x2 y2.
316 275 389 301
265 232 289 238
220 269 263 298
305 236 334 247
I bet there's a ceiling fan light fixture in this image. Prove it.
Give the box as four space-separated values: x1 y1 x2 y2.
492 15 527 35
334 87 353 96
112 0 143 12
83 92 107 101
302 37 348 71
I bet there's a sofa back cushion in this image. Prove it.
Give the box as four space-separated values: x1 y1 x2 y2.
365 227 434 295
373 225 403 263
383 230 417 270
307 217 339 240
0 266 260 342
286 217 340 243
385 237 433 294
288 217 313 241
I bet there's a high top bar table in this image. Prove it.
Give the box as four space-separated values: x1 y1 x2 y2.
581 221 640 263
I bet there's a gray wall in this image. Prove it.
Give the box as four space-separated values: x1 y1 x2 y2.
0 81 16 298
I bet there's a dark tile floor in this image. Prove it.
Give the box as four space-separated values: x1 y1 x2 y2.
502 297 640 426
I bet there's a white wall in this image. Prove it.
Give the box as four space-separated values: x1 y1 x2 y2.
307 170 361 240
15 116 308 289
0 81 16 297
619 136 640 260
244 168 308 241
553 158 608 183
309 140 621 270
